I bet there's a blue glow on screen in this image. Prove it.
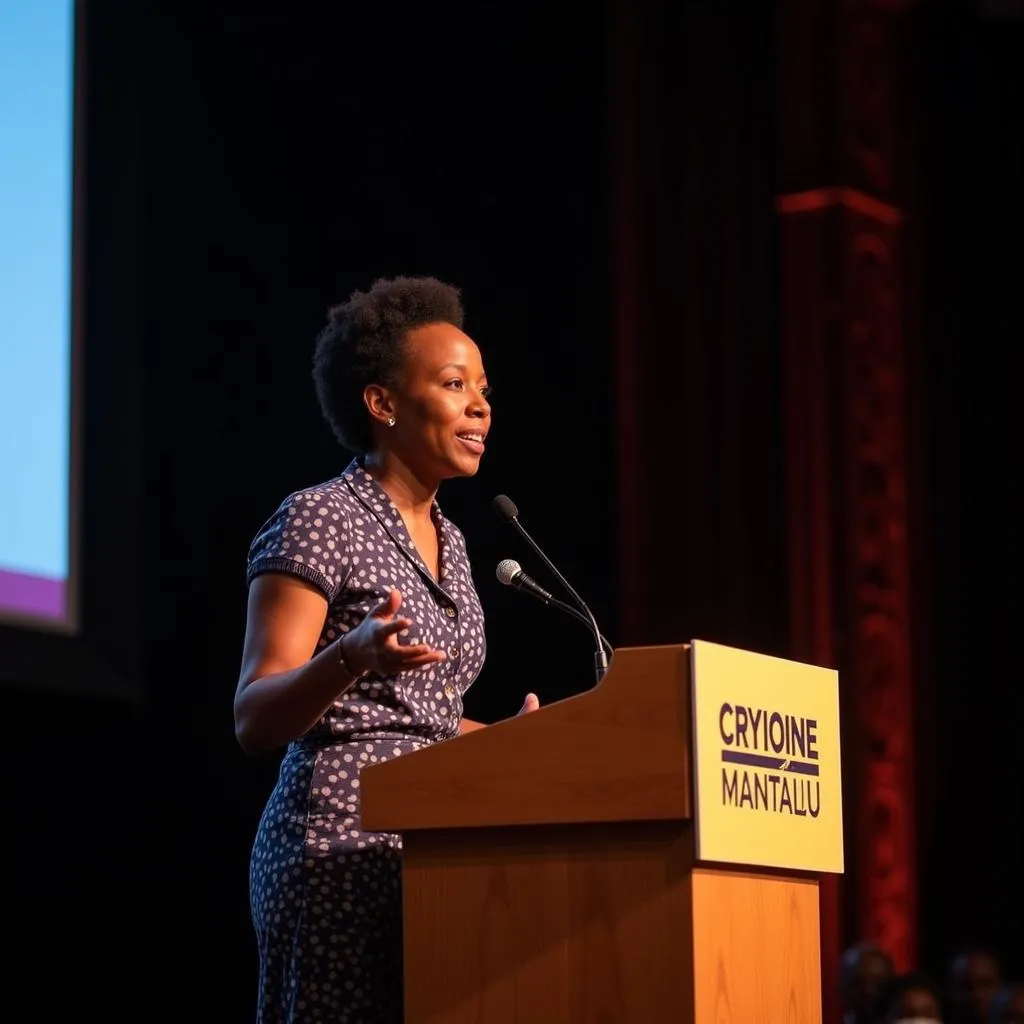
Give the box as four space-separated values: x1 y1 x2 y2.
0 1 75 623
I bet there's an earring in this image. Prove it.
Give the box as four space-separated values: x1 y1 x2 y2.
387 416 396 427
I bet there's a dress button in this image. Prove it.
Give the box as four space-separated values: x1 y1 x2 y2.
445 605 456 618
444 684 455 698
448 645 460 659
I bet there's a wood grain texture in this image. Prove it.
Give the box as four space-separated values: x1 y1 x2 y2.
401 823 694 1024
401 830 821 1023
691 868 822 1023
361 645 693 832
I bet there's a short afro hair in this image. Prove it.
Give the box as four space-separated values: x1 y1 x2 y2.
312 275 464 454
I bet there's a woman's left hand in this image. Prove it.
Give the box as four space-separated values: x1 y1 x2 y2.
518 692 540 715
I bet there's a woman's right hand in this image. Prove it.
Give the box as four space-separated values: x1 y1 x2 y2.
338 588 447 678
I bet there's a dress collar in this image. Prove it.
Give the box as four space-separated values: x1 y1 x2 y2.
341 458 454 587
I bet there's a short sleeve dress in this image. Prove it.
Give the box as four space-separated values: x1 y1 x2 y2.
245 459 486 1023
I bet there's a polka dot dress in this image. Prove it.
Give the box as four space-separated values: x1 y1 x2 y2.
245 459 486 1023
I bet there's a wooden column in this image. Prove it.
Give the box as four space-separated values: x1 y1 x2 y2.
777 2 919 1019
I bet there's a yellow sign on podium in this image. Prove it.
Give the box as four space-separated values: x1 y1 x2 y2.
690 640 844 873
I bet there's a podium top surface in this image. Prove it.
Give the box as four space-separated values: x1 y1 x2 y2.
361 644 694 833
360 640 843 875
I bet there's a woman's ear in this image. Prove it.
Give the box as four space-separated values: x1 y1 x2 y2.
363 384 396 428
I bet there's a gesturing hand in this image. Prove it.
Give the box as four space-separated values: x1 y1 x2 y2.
338 589 446 678
518 693 540 715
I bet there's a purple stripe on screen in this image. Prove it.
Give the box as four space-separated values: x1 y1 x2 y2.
0 568 66 620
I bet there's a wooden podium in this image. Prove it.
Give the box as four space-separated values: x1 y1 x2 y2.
361 642 841 1023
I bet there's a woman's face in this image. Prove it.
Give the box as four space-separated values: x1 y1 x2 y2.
374 321 492 480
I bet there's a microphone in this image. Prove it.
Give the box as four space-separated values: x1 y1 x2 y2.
492 494 610 683
495 559 614 659
496 558 554 603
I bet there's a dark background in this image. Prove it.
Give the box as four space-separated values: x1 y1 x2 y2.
0 2 1020 1020
911 0 1023 983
